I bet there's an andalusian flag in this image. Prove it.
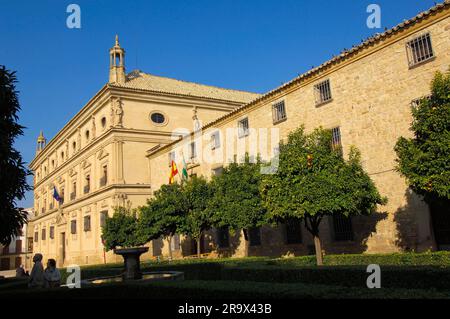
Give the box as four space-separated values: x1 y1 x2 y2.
182 155 188 181
169 160 179 184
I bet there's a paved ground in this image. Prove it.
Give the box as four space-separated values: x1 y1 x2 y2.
0 270 15 278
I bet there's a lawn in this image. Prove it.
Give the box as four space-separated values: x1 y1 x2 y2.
1 251 449 299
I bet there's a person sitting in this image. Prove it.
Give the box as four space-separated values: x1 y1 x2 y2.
44 259 61 288
28 253 45 288
16 264 28 278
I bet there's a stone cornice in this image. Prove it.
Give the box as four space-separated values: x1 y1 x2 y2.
32 128 172 189
29 183 152 223
107 86 244 111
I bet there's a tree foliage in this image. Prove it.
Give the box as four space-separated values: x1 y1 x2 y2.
395 70 450 202
102 207 147 251
210 155 267 244
138 183 186 258
178 176 214 256
261 127 386 265
0 66 31 245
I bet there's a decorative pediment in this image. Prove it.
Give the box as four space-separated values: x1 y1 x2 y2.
56 212 67 225
97 148 109 160
81 160 91 169
69 168 77 177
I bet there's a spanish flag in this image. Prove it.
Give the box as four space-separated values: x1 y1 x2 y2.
169 160 179 184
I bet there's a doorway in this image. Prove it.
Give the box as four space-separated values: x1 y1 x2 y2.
60 232 66 265
430 200 450 250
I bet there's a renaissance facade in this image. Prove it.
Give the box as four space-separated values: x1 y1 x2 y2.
29 2 450 266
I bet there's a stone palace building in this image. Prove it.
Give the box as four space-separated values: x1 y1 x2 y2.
29 1 450 266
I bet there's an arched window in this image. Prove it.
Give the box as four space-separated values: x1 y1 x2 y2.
101 117 107 128
85 130 90 140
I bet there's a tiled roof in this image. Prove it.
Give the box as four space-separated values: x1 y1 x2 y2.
110 70 261 103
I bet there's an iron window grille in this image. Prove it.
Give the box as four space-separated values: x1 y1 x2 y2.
331 127 343 155
314 79 333 106
272 101 287 124
190 142 197 160
217 227 230 248
333 215 354 241
406 33 434 68
249 227 262 246
285 219 302 244
211 132 221 150
238 118 250 138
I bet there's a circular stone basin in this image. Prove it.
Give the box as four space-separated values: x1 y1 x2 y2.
85 271 184 285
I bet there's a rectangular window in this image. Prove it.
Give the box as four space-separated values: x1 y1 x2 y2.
84 175 90 194
212 166 223 176
238 118 249 138
15 240 22 254
314 79 332 106
406 33 434 68
333 215 354 241
171 234 181 251
285 219 302 244
84 216 91 232
2 245 9 255
217 227 230 248
100 165 108 187
211 132 221 150
190 142 197 160
60 188 65 204
71 182 76 200
331 127 342 154
168 152 176 167
27 237 33 252
272 101 287 124
100 211 108 228
49 226 55 240
34 232 38 243
71 220 77 235
249 227 262 246
41 228 46 241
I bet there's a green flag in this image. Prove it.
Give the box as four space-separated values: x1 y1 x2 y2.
182 155 188 181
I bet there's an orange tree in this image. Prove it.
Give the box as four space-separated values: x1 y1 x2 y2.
395 70 450 206
261 127 386 265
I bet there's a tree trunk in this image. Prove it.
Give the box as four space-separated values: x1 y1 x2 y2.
197 232 202 258
167 235 173 261
304 215 324 266
243 229 249 257
313 235 323 266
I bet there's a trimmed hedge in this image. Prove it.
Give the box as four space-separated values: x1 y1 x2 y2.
1 280 448 299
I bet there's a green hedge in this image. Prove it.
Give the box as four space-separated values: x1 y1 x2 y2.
271 251 450 267
1 280 448 299
54 252 450 289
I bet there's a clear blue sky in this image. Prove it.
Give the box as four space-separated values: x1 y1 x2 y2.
0 0 437 208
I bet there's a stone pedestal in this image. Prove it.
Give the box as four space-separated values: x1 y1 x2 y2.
113 247 149 280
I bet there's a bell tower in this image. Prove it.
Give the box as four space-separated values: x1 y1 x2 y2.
109 35 126 84
36 130 46 153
